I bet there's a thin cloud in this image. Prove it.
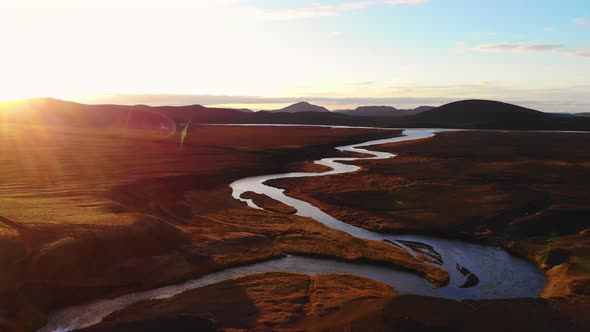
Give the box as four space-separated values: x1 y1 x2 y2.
472 43 590 58
544 27 554 31
574 17 590 30
233 0 429 20
473 43 565 53
572 49 590 57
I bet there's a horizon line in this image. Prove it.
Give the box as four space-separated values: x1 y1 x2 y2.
3 95 589 114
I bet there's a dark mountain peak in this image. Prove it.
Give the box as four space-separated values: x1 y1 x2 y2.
337 105 397 117
294 101 312 106
270 102 330 113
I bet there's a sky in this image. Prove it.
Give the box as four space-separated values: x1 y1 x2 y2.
0 0 589 112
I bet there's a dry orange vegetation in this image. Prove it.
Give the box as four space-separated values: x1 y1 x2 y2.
269 130 590 330
79 272 583 332
81 272 397 332
0 125 447 332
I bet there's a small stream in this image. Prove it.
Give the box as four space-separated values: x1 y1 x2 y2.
39 128 546 332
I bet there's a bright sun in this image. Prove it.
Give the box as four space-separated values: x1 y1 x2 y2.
0 91 36 103
0 84 82 104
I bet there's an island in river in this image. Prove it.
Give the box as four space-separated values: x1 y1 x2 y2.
268 129 590 331
0 123 588 331
0 124 444 332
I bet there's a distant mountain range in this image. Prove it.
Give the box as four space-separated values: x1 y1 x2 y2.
576 112 590 118
1 98 589 131
0 98 253 129
334 105 434 117
263 102 434 116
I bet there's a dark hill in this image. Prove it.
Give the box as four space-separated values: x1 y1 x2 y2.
0 98 252 129
410 99 590 130
268 102 330 113
417 100 543 122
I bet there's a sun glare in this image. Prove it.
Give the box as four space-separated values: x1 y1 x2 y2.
0 91 36 104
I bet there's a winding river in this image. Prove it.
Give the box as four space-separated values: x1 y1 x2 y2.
40 128 546 332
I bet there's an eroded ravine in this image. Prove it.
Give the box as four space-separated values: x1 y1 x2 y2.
39 128 546 332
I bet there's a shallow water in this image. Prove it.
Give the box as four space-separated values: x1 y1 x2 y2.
40 128 546 332
231 129 545 299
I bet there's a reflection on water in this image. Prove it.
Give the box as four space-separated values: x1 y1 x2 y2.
40 256 431 332
230 129 545 298
40 128 546 332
